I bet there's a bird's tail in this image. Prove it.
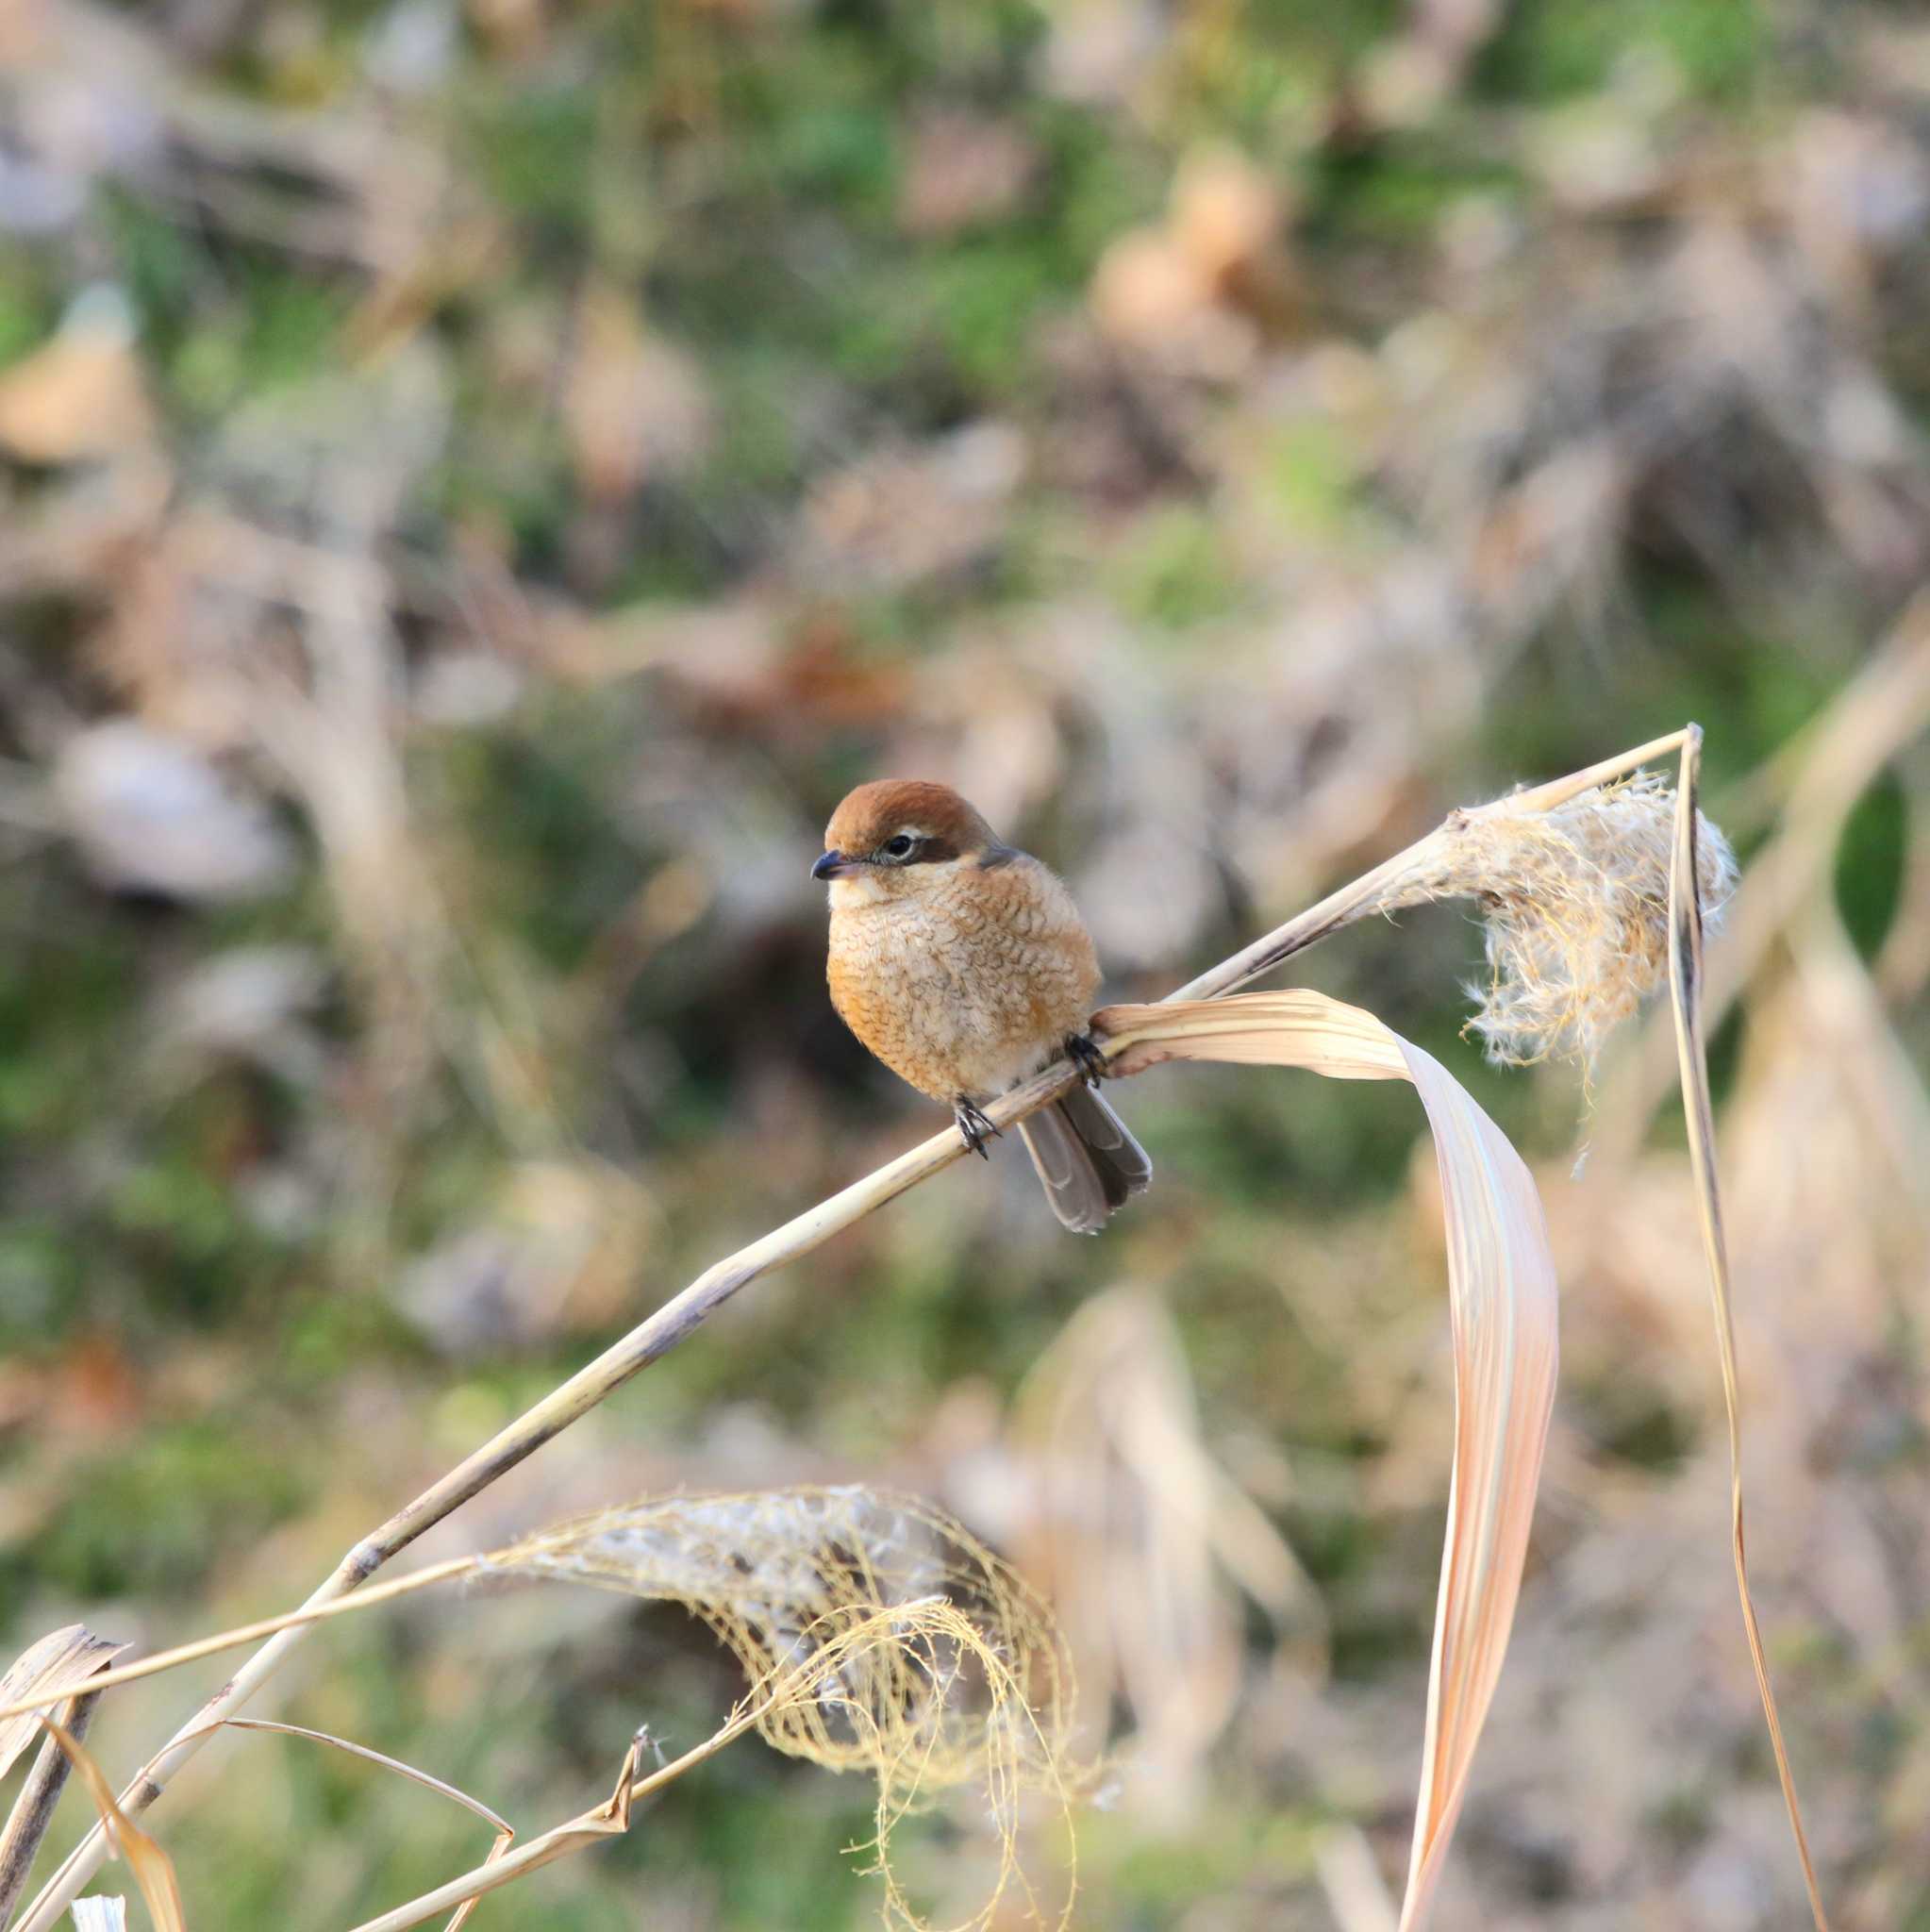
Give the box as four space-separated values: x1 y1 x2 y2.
1017 1085 1153 1235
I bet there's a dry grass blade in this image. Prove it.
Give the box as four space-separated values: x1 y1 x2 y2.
38 1722 185 1932
220 1724 511 1932
1666 732 1832 1932
214 1722 512 1839
68 1900 126 1931
1093 991 1558 1929
0 1631 126 1782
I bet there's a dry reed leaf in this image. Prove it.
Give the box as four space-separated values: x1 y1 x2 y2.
0 1628 126 1782
70 1899 127 1931
1092 991 1558 1930
487 1486 1083 1930
40 1719 186 1932
1665 737 1832 1932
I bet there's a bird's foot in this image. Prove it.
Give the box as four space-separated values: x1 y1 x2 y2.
953 1097 1001 1158
1065 1031 1108 1086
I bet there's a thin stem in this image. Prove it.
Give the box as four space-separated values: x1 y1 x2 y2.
1165 842 1444 1005
1667 732 1831 1931
0 1562 477 1729
1500 729 1691 815
17 733 1700 1932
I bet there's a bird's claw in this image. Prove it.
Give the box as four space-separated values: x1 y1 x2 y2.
1065 1031 1108 1086
954 1098 1000 1158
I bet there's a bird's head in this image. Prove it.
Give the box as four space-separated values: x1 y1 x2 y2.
813 780 1007 904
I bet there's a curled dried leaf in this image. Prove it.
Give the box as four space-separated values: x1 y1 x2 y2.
0 1627 126 1782
1095 991 1559 1930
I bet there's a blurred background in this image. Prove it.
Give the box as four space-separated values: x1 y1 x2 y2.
1 0 1927 1926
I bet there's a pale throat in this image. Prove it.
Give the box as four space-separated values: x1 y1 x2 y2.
826 855 973 912
827 873 890 909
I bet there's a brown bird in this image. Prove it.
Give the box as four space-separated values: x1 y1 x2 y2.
813 779 1151 1234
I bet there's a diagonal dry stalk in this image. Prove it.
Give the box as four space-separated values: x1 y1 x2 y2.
0 1566 474 1725
338 1717 743 1932
1666 732 1831 1932
16 727 1708 1931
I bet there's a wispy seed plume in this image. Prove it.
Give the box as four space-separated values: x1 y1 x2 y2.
485 1486 1085 1931
1379 773 1739 1066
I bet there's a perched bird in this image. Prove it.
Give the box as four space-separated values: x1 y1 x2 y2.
813 779 1152 1234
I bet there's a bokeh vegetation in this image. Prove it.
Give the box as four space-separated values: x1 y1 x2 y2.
2 0 1928 1925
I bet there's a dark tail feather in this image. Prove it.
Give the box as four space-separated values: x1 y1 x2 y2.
1016 1087 1153 1235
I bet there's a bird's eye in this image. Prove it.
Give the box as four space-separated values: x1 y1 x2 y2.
882 834 916 859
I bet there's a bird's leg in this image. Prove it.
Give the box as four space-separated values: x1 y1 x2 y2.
1065 1031 1108 1086
953 1097 1000 1158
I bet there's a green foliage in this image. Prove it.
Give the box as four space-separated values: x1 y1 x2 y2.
1114 506 1241 630
1837 770 1907 962
0 267 54 370
14 1422 308 1603
470 84 606 238
1480 0 1767 101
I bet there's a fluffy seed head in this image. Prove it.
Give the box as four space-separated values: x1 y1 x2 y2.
1383 772 1739 1067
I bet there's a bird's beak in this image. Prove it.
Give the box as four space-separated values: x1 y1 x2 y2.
812 849 856 881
